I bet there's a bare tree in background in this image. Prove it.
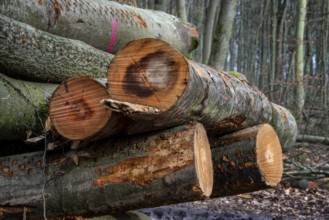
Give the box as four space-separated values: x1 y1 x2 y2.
295 0 307 117
209 0 238 70
202 0 219 64
176 0 188 23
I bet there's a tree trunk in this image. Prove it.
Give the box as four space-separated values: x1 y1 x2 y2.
105 38 296 147
176 0 188 24
0 123 213 219
211 124 283 197
0 15 113 83
202 0 219 64
209 0 238 70
0 0 198 55
295 0 307 117
0 73 57 141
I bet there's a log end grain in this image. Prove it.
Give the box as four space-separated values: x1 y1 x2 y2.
49 77 111 140
256 124 283 187
194 123 213 197
107 38 189 110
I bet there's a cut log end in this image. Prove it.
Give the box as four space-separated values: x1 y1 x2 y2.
49 77 111 140
107 38 189 110
194 123 213 197
256 124 283 186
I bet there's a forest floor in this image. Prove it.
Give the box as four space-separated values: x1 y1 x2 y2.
141 143 329 219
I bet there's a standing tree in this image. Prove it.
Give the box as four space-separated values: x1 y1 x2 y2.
295 0 307 117
176 0 188 24
209 0 238 70
202 0 219 64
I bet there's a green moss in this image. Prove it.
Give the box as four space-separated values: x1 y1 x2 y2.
186 53 193 60
229 71 241 77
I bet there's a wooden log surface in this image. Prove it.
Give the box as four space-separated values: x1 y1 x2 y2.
49 77 115 141
270 103 297 148
0 14 113 83
0 73 57 140
105 38 297 147
0 0 198 55
0 123 213 219
211 124 283 197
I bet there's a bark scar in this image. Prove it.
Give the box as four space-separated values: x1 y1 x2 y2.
53 1 61 25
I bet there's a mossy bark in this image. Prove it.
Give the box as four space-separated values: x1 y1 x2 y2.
0 73 57 140
0 123 213 219
0 15 113 83
0 0 198 55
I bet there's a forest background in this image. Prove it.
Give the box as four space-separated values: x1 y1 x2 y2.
137 0 329 141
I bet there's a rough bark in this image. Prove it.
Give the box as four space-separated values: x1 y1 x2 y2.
270 103 297 148
0 73 57 141
0 15 113 83
105 38 296 147
0 123 213 219
209 0 238 69
211 124 283 197
0 0 198 55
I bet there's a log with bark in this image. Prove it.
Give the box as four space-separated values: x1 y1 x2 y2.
104 38 297 148
0 0 198 55
270 103 297 148
210 124 283 197
0 123 213 219
0 15 113 83
0 73 57 141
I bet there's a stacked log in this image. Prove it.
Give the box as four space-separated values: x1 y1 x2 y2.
0 123 284 219
0 0 198 55
0 73 56 140
0 124 213 219
0 15 114 83
0 2 296 219
104 38 297 148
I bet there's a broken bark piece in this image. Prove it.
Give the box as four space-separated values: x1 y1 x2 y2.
0 0 198 55
211 124 283 197
0 123 213 219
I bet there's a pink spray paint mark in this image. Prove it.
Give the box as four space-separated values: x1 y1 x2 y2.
107 18 117 53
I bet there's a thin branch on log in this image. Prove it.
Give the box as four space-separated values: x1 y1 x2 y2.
296 134 329 145
0 123 213 219
0 73 57 140
211 124 283 197
105 38 297 148
0 0 198 55
0 15 113 83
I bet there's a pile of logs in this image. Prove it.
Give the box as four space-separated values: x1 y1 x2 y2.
0 1 297 219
